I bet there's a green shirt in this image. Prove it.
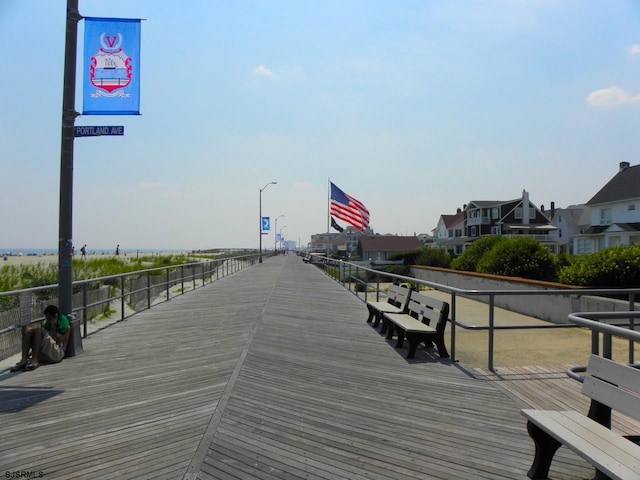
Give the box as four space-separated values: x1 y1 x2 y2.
43 314 70 335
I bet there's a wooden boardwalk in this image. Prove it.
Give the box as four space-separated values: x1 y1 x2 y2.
0 255 597 479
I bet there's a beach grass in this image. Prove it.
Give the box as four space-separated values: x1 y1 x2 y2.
0 254 205 293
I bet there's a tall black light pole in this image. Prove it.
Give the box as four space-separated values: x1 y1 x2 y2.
59 0 81 316
259 181 277 263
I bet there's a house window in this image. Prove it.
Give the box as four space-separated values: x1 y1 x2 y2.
576 238 593 255
455 229 462 237
529 207 535 218
471 226 477 237
492 207 499 219
515 208 522 219
600 208 612 225
491 226 501 235
448 229 453 238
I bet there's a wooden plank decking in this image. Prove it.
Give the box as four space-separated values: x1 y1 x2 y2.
0 255 601 479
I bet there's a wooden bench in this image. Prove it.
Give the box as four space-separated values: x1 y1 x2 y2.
365 283 412 329
382 291 450 359
521 354 640 480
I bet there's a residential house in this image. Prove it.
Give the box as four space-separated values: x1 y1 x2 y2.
463 190 559 252
548 203 589 254
309 232 345 254
417 233 434 245
356 235 420 262
309 226 371 254
572 162 640 254
432 209 465 256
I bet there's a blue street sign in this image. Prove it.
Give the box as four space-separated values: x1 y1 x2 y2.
74 126 125 137
262 217 271 231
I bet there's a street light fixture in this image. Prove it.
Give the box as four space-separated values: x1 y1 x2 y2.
259 181 277 263
274 215 284 253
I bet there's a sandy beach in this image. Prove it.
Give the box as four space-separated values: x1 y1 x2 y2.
1 254 59 267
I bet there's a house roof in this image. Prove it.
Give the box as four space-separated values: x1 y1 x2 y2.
441 211 465 228
618 222 640 232
358 235 420 251
550 205 588 228
582 222 640 235
466 200 519 209
586 164 640 205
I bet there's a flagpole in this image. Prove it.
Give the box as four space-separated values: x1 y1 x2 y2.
327 177 330 233
326 178 330 257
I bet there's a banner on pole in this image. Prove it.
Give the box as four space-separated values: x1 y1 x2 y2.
83 17 141 115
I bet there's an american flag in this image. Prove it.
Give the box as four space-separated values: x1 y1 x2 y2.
330 182 370 232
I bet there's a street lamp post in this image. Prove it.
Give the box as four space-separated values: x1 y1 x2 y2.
274 215 284 253
279 226 287 251
259 181 277 263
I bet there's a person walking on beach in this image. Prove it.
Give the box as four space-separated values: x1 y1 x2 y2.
10 305 70 372
115 244 120 257
80 244 87 259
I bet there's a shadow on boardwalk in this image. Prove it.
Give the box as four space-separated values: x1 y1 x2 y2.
0 255 595 479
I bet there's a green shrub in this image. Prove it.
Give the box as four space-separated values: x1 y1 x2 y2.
415 247 452 268
558 245 640 287
451 235 504 272
388 251 420 264
381 265 410 277
475 237 557 281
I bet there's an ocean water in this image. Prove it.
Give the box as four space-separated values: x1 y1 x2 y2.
1 248 188 257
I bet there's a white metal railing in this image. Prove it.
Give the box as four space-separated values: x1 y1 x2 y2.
565 311 640 382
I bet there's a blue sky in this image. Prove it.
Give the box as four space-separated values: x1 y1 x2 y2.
2 1 639 251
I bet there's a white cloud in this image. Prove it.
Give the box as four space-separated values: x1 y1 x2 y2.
627 44 640 55
586 85 640 107
252 65 275 77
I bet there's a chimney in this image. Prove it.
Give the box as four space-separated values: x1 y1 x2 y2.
620 161 630 172
522 190 530 225
456 207 461 214
551 201 555 215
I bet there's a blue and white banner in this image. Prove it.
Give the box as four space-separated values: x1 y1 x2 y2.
83 17 141 115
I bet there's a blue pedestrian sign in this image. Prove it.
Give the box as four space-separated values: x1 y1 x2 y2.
74 126 125 137
262 217 271 231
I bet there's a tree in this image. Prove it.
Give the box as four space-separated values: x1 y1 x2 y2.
451 235 504 272
475 237 557 281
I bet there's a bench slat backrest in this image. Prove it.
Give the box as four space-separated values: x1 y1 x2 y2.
385 284 412 310
582 355 640 422
406 291 450 333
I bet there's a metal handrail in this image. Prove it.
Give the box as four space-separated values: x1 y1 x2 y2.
311 254 640 371
0 253 266 360
566 311 640 381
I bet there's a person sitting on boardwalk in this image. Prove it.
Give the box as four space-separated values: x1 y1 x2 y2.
10 305 71 372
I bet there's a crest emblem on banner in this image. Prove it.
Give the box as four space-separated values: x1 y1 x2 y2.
89 32 133 97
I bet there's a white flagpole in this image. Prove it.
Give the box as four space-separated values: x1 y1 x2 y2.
327 177 331 233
